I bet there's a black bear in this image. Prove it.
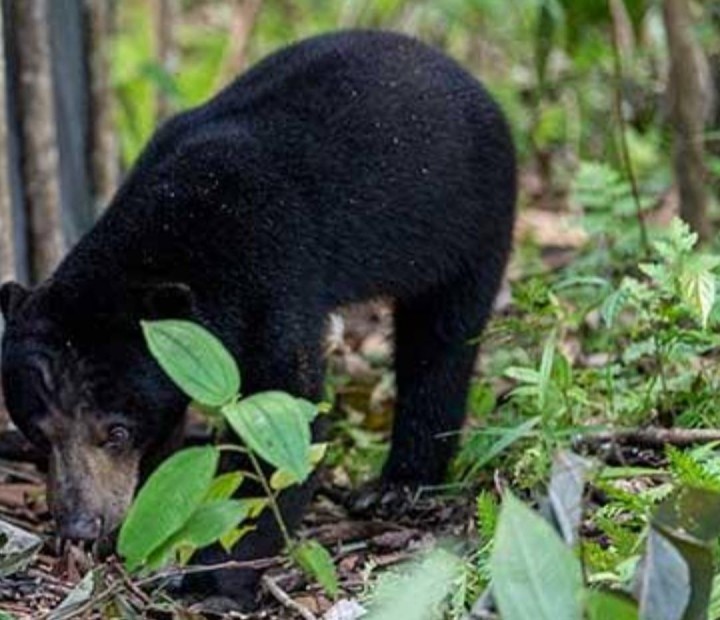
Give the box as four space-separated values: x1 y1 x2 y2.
0 30 515 604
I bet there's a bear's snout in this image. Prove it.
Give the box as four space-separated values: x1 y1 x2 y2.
56 512 103 541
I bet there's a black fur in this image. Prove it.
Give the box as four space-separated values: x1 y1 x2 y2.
1 30 515 604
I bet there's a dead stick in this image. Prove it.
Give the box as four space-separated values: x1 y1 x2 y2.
135 556 280 588
575 427 720 449
262 574 318 620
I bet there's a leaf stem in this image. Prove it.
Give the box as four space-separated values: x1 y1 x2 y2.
246 448 293 549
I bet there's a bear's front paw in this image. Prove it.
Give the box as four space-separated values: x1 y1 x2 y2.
188 594 257 615
346 479 420 518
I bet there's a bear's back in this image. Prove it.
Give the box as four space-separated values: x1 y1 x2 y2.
59 31 516 308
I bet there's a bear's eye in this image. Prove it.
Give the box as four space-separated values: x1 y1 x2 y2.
105 425 131 450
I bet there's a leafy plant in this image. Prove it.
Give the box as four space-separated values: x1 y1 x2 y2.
118 320 337 595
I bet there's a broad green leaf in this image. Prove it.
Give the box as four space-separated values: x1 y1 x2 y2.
548 451 594 545
653 487 720 544
119 446 218 571
366 548 462 620
634 529 690 620
205 472 244 502
144 499 252 570
291 540 339 598
491 493 583 620
142 320 240 407
167 500 251 550
222 392 315 482
650 489 720 620
665 536 713 620
586 590 639 620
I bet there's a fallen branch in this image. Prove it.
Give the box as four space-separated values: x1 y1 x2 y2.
262 574 318 620
574 427 720 450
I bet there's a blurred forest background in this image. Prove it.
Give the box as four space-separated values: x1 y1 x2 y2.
2 0 720 285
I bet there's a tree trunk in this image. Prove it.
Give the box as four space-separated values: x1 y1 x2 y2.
154 0 179 123
11 0 64 282
85 0 119 214
217 0 264 87
0 6 15 283
663 0 712 241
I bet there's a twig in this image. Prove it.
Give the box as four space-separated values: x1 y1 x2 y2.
262 574 318 620
111 559 154 608
134 556 280 588
574 427 720 449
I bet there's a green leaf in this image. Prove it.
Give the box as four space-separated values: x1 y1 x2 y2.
291 540 339 598
634 529 690 620
650 487 720 619
665 536 714 620
271 443 327 491
464 417 541 479
586 590 639 620
220 525 255 552
491 493 583 620
222 391 315 482
679 267 716 329
468 381 497 418
119 446 219 571
270 468 297 491
366 548 462 620
601 287 630 328
505 367 542 384
142 320 240 407
548 451 594 545
167 500 251 551
538 331 556 410
204 472 244 502
653 487 720 544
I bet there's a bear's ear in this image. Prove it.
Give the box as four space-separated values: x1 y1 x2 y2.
0 282 29 320
132 282 195 320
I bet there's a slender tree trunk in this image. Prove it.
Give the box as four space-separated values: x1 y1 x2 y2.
11 0 64 282
663 0 712 241
217 0 264 86
0 6 15 283
609 0 635 57
85 0 119 214
154 0 178 123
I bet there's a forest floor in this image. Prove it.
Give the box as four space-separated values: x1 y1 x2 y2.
0 302 478 619
0 173 600 619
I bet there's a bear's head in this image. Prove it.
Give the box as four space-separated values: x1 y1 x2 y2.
0 280 195 542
